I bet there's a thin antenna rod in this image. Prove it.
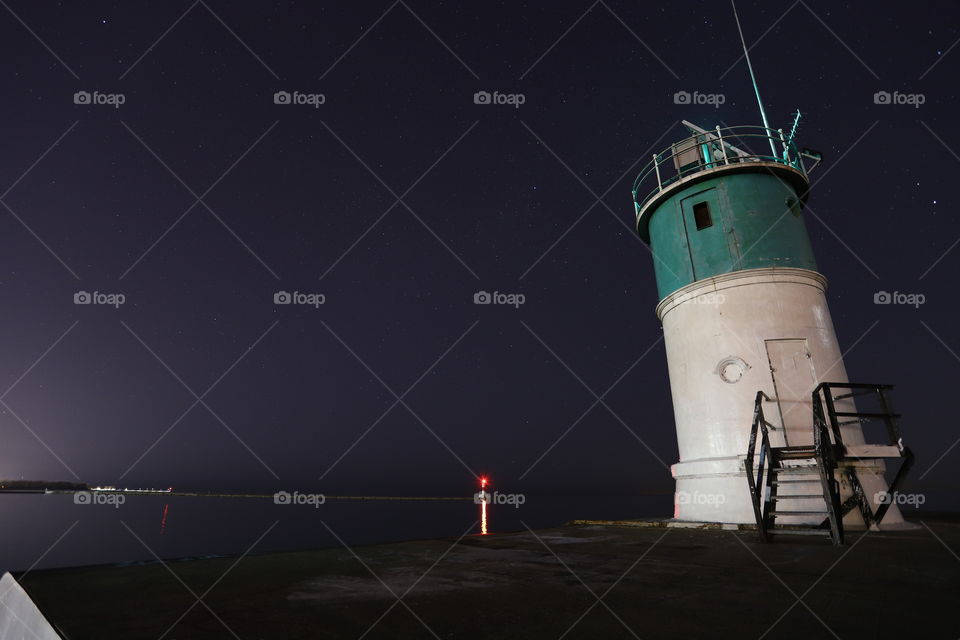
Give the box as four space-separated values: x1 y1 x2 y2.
731 0 778 158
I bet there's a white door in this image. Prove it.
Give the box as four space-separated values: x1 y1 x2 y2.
765 338 817 447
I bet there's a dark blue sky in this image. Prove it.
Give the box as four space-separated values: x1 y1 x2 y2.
0 1 957 505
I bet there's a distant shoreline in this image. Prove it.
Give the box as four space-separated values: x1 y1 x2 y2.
1 489 472 501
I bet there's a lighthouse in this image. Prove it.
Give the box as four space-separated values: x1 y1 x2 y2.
624 3 915 543
631 119 911 533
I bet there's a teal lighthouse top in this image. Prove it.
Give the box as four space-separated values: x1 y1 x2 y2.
632 120 822 300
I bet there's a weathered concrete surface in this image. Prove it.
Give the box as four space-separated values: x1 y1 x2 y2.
18 519 960 639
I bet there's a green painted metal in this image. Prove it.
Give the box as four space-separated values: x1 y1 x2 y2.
647 171 817 300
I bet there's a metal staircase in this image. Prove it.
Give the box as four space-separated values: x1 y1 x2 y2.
744 383 913 545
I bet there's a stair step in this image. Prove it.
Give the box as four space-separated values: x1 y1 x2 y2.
770 510 829 515
772 466 819 473
769 528 832 537
771 479 819 485
771 494 824 500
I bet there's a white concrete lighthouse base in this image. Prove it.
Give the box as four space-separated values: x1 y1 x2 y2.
671 457 905 528
657 268 905 527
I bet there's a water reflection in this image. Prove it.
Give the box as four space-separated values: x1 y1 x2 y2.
160 503 169 535
479 476 489 535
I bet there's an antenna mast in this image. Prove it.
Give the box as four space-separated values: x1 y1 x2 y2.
731 0 778 158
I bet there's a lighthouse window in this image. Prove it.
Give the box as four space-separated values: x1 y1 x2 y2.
693 201 713 230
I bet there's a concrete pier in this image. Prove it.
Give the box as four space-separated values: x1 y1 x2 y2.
16 517 960 638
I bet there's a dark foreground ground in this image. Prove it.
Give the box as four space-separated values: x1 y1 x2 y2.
19 519 960 639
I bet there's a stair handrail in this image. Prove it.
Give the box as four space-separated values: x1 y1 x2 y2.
811 381 912 532
745 390 774 540
813 389 844 544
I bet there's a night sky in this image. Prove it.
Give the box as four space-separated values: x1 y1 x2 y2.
1 1 958 506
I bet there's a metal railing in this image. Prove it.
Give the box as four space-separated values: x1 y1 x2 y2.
745 388 843 544
745 382 915 545
744 390 775 541
812 382 915 527
631 125 808 219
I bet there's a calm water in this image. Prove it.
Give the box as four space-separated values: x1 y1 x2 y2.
0 494 669 573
